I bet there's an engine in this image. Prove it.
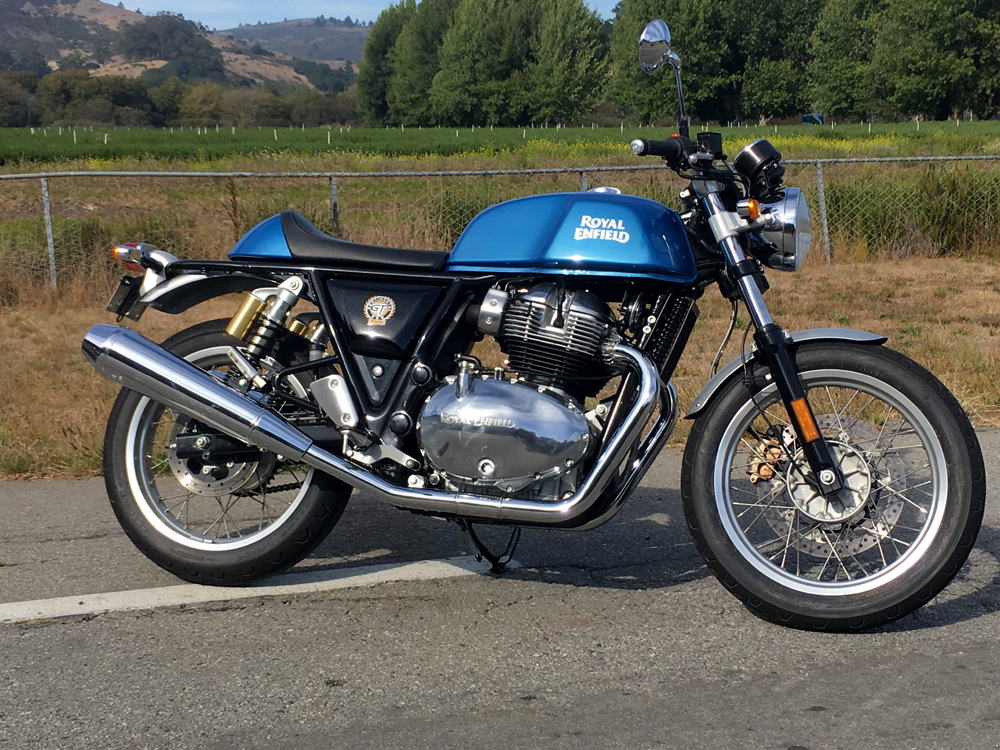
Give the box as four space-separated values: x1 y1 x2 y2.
416 283 618 501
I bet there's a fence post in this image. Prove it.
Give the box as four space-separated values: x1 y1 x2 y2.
40 176 57 289
580 171 588 191
329 176 340 237
815 161 831 261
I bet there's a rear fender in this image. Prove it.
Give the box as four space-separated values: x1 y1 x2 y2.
140 272 276 314
684 328 887 419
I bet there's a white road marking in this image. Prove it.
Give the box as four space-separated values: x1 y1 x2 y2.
0 555 493 625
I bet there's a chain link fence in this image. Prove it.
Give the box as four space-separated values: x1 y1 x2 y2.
3 156 1000 300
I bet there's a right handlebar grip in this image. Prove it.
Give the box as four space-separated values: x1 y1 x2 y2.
629 137 694 168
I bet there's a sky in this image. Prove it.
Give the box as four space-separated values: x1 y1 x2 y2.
129 1 620 31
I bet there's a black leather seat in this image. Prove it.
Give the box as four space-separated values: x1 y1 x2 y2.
280 211 447 270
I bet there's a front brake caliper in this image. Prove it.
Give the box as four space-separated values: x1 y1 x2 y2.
747 437 783 484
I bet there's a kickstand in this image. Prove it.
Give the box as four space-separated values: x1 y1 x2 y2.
460 521 521 574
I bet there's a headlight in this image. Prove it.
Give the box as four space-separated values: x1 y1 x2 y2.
758 187 811 272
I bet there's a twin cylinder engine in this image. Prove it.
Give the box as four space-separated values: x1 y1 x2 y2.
417 283 618 500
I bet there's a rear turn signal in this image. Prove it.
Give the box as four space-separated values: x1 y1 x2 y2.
112 244 143 273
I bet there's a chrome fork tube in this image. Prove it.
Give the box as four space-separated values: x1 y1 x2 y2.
701 191 774 329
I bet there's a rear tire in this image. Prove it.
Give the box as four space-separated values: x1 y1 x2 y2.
681 342 985 631
103 319 351 585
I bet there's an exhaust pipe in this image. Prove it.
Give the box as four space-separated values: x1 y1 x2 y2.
84 324 661 526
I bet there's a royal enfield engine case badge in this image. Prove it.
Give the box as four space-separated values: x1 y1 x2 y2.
363 295 396 326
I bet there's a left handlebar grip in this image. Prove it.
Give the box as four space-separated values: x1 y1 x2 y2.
629 137 694 169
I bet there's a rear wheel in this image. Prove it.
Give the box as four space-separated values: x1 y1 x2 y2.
681 342 984 631
103 319 351 585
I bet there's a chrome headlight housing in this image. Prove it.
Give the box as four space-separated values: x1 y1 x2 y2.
758 187 812 272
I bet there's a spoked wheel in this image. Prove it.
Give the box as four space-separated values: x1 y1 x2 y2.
104 319 351 585
682 342 984 631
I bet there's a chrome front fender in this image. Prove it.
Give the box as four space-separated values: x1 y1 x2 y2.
684 327 887 419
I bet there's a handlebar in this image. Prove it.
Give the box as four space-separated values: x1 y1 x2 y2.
629 136 696 170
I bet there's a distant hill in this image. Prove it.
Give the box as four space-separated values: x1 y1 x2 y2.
219 17 370 69
1 0 325 88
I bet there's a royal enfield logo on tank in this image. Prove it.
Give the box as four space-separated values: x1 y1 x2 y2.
574 215 631 243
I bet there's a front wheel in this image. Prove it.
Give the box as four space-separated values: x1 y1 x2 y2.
681 342 985 631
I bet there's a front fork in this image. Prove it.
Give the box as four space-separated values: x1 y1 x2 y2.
699 186 847 504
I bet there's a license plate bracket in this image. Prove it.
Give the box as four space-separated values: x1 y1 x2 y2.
106 275 145 321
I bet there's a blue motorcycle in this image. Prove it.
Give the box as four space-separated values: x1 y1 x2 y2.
84 20 984 631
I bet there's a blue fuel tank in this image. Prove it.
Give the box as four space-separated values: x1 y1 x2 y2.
446 192 696 283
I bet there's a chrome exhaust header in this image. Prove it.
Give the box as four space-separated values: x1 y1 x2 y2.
84 325 662 527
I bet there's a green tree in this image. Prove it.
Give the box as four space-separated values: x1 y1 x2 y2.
35 69 94 122
357 0 416 125
870 0 980 120
429 0 541 126
179 82 225 125
122 13 226 85
611 0 820 124
292 59 354 92
524 0 607 124
0 72 37 127
740 58 807 122
808 0 884 120
151 76 188 124
386 0 459 126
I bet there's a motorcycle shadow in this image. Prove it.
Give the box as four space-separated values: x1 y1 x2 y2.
877 523 1000 633
299 484 710 592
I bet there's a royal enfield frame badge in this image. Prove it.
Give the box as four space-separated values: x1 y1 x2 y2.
364 295 396 326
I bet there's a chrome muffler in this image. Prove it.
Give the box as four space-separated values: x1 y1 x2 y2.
83 324 661 526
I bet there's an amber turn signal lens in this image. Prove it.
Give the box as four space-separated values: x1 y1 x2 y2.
746 199 761 221
789 398 821 443
112 245 143 273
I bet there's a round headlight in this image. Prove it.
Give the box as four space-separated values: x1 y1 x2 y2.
759 187 811 272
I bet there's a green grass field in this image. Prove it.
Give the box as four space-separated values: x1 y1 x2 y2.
3 121 1000 166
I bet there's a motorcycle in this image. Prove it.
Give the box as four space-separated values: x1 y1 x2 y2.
82 20 984 631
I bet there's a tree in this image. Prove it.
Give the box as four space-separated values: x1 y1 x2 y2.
292 59 354 92
611 0 821 124
357 0 416 125
0 72 37 127
808 0 883 120
121 12 226 85
151 76 188 124
524 0 607 124
385 0 459 125
741 59 807 122
179 82 225 125
609 0 713 124
10 43 50 80
429 0 541 126
870 0 980 120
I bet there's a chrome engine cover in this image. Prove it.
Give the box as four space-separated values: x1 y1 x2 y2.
417 377 592 494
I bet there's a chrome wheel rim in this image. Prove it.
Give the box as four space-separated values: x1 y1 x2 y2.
715 369 947 596
123 345 313 551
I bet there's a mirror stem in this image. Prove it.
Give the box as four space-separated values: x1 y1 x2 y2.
673 66 688 139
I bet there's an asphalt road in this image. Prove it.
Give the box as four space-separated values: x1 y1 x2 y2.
2 433 1000 749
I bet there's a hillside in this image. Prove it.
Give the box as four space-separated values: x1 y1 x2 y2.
219 18 369 69
2 0 315 87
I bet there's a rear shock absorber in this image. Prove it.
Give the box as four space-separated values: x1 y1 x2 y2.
225 276 305 362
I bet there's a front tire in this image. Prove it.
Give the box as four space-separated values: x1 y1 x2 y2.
103 319 352 585
681 342 985 631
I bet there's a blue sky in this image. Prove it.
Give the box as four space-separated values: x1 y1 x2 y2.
129 1 620 31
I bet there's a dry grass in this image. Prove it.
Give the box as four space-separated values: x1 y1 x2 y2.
3 254 1000 479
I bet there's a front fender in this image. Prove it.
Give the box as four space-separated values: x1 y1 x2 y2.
140 272 274 314
684 327 887 419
